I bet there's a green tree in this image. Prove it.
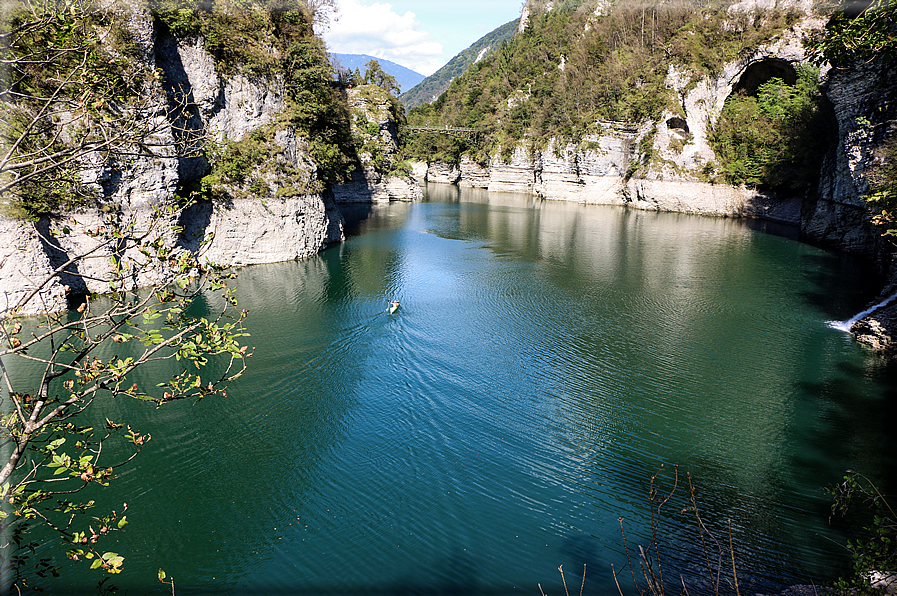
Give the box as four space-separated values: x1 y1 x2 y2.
709 65 834 193
0 1 250 591
363 59 400 96
807 0 897 66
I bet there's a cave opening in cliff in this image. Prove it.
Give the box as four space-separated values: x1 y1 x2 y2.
666 116 689 133
732 58 798 96
711 58 836 194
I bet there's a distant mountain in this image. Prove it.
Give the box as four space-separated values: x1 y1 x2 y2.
399 19 519 109
331 53 425 95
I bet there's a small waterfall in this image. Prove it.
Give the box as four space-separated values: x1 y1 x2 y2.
828 290 897 332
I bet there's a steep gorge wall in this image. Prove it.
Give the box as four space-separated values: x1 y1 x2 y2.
1 3 412 316
420 7 822 225
811 55 897 351
414 4 897 351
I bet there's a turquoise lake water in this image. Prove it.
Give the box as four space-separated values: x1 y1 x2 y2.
23 184 897 595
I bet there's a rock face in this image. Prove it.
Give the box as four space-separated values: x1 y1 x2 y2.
458 156 490 188
427 162 462 185
429 128 800 223
803 57 897 257
178 195 344 267
0 220 68 314
1 3 347 316
331 86 422 203
811 54 897 350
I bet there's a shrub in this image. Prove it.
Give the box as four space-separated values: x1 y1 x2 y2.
828 471 896 595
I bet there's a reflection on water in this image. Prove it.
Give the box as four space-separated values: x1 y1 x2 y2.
21 184 897 595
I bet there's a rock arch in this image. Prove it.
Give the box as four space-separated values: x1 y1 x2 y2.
732 58 798 96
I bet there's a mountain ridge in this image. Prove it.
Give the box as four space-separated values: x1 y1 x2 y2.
399 18 520 109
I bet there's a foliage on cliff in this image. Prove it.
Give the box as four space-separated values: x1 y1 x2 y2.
151 0 356 189
806 0 897 66
348 79 406 174
867 137 897 240
1 0 356 218
403 0 802 165
709 64 835 192
0 0 167 218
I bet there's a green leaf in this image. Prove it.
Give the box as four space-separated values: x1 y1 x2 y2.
117 516 128 529
158 569 167 581
90 558 102 570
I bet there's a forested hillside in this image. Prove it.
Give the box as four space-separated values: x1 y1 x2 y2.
400 18 519 109
403 0 832 194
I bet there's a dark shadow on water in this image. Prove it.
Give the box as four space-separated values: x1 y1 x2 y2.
742 217 800 241
794 359 897 497
796 252 883 320
338 203 377 237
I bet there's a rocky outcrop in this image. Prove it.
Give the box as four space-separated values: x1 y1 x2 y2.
648 10 826 183
533 134 630 205
626 179 803 222
486 146 539 194
427 162 462 185
458 156 490 188
812 54 897 350
0 220 68 314
427 130 800 222
178 194 344 266
1 3 345 316
331 86 422 203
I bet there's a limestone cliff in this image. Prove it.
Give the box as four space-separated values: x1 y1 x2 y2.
815 54 897 351
0 3 412 316
420 6 821 225
330 85 422 203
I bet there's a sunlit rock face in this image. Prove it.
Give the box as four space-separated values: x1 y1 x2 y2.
804 56 897 257
331 86 422 203
428 163 462 185
1 2 347 315
459 157 490 188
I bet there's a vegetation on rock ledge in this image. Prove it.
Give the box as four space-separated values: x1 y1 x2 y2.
404 0 803 168
152 0 356 191
709 64 836 193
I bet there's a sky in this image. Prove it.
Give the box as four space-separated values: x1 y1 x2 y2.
318 0 524 76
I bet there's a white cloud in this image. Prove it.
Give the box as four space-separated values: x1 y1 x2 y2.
319 0 445 75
